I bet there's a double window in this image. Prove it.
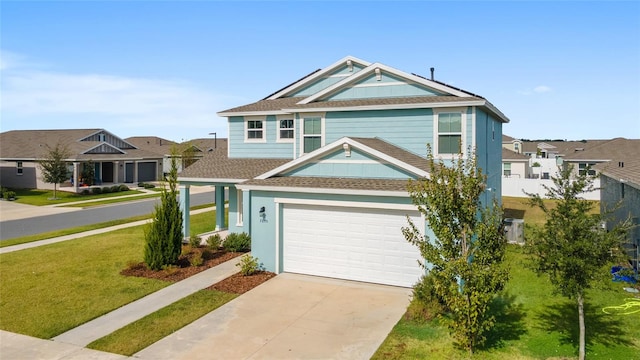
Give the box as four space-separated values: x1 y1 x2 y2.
245 118 265 142
436 111 463 155
578 163 596 176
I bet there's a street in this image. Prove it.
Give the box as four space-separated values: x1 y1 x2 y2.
0 191 215 241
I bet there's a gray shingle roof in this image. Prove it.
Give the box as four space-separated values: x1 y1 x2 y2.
178 151 288 181
285 96 481 110
563 138 640 161
219 97 305 114
240 176 411 192
0 129 162 161
348 137 430 172
502 148 529 161
595 157 640 188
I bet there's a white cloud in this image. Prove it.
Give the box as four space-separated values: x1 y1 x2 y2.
533 85 552 93
0 51 242 140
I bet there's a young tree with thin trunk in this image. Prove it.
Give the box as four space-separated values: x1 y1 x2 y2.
144 151 183 270
38 143 71 200
527 165 631 360
403 146 508 354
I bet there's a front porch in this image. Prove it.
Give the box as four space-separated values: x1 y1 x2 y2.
179 183 235 239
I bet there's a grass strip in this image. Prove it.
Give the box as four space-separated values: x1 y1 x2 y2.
13 188 145 206
0 204 216 248
0 211 219 338
62 193 161 208
87 290 237 355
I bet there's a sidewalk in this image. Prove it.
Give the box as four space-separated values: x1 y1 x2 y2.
53 256 242 347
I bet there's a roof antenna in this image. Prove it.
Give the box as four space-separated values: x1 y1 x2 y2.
209 132 217 149
430 67 435 80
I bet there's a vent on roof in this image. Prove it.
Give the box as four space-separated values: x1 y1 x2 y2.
430 67 435 80
619 161 624 168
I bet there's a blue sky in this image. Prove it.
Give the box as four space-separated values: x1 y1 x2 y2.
2 1 639 142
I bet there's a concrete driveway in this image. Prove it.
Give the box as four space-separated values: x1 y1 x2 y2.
135 273 412 360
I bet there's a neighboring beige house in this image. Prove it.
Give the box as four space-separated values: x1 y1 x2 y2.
502 148 529 178
0 129 164 191
502 134 523 154
562 138 640 178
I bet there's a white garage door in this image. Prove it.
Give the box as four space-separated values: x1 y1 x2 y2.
283 204 425 287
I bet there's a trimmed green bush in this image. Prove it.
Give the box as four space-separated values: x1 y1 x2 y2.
206 234 222 249
81 189 90 195
102 187 112 194
92 187 102 194
4 191 16 200
223 232 251 252
111 185 120 192
189 252 204 267
119 185 129 192
189 235 202 248
143 183 156 189
236 254 260 275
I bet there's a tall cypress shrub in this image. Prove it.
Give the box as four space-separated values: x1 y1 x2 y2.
144 153 183 270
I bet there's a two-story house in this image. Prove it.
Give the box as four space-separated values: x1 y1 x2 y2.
178 56 509 287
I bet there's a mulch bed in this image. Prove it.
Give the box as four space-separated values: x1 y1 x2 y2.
120 246 276 293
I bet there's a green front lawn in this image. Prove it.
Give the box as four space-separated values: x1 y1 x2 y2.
0 210 219 339
87 290 237 355
12 188 145 206
374 197 639 359
373 246 640 359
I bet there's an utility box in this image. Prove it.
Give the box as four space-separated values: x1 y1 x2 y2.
503 218 525 245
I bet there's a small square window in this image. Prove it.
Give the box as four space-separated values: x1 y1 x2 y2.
279 119 294 140
246 120 264 141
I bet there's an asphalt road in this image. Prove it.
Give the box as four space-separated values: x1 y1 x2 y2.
0 191 215 241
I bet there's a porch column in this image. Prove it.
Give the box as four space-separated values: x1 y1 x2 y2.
73 162 79 193
180 184 191 238
215 185 225 231
242 189 251 234
113 161 119 184
133 161 138 184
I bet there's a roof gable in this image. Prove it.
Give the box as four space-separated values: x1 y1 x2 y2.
266 56 371 100
256 137 430 180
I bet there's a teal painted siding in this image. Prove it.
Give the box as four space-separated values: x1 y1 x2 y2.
228 116 295 159
289 64 365 97
284 148 417 179
324 109 434 156
474 108 502 206
328 73 443 100
246 190 422 273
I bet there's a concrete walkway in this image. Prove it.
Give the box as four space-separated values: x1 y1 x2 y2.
0 331 128 360
53 256 242 347
135 273 411 360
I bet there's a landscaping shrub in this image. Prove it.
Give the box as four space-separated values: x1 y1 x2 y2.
206 234 222 249
143 183 156 189
189 235 202 248
92 187 102 194
409 275 445 322
3 190 16 200
102 187 112 194
0 187 7 198
111 185 120 192
223 232 251 252
189 251 204 267
119 184 129 192
81 189 90 195
138 182 145 187
236 254 260 275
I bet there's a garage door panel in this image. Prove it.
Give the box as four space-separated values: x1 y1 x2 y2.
283 204 424 287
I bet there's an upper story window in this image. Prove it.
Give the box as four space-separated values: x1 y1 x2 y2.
302 115 323 153
17 161 23 175
245 118 266 142
503 163 511 177
578 163 596 176
514 143 520 152
277 117 294 142
435 110 464 156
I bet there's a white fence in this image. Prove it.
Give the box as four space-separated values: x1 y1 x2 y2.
502 177 600 200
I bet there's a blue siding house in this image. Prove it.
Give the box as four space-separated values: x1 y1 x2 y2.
178 56 509 287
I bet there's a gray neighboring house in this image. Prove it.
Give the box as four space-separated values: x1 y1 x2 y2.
126 136 227 174
594 141 640 269
0 129 163 191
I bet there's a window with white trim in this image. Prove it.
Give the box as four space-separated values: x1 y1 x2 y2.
236 189 243 226
245 118 265 142
277 117 294 142
302 116 322 153
578 163 596 176
17 161 23 175
436 111 463 155
503 163 511 177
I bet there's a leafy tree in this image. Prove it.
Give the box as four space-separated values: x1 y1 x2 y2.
144 152 183 270
403 146 508 354
38 142 71 200
527 166 631 360
80 160 95 186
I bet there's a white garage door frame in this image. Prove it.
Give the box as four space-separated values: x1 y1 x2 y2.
274 197 425 287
